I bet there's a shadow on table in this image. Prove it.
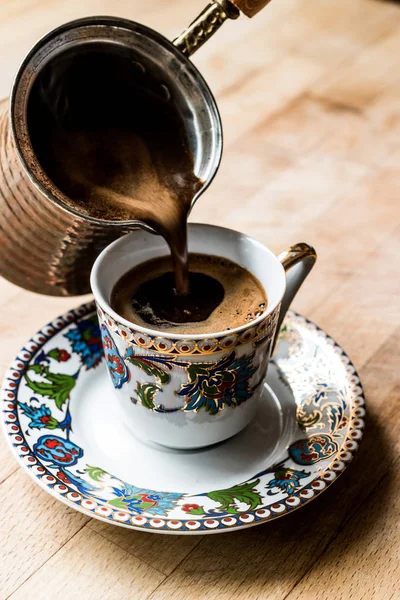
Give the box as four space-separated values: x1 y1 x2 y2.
90 404 395 587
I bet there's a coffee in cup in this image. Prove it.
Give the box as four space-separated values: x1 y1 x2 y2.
111 253 267 334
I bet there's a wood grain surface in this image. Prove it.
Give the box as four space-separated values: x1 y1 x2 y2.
1 1 400 599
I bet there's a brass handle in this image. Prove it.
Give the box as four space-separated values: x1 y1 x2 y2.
173 0 274 57
173 1 240 57
272 243 317 354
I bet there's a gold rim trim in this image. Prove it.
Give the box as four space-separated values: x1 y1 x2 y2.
278 242 317 272
98 305 280 355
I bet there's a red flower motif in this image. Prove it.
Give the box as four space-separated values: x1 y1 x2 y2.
57 452 73 463
140 494 158 506
182 503 200 513
58 349 71 362
44 438 63 449
115 360 124 375
40 415 50 424
57 470 72 484
300 451 318 462
47 348 71 362
104 335 113 350
107 354 125 375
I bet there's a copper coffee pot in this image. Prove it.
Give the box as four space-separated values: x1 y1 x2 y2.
0 0 272 296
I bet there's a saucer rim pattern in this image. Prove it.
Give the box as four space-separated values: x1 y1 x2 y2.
1 301 365 535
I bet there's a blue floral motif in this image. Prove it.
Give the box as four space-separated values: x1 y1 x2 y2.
34 350 50 365
19 401 59 429
147 493 184 516
177 351 258 415
33 435 83 467
64 315 103 370
266 468 310 495
289 434 339 465
109 483 182 516
100 324 130 389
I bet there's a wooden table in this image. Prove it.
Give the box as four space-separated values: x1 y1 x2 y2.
1 0 399 598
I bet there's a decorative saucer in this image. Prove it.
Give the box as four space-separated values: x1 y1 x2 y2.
1 302 365 534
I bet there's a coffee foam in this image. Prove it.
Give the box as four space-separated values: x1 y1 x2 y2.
111 253 267 335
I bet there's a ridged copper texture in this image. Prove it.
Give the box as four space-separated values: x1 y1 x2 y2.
0 99 132 296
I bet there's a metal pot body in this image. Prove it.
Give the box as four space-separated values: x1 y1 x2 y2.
0 16 222 296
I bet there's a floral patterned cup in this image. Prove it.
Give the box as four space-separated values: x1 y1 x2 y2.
90 224 316 449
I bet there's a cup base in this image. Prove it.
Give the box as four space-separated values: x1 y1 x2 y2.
119 396 260 450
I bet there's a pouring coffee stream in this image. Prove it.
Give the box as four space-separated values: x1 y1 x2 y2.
28 45 203 296
0 0 273 296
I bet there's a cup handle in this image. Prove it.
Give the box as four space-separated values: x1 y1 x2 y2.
272 243 317 354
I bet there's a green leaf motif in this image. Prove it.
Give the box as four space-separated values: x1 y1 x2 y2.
86 466 108 482
186 364 209 380
108 495 155 513
135 382 161 410
186 506 204 516
82 315 99 341
25 365 76 410
45 416 60 429
297 407 322 431
125 356 170 385
108 498 127 510
207 480 262 515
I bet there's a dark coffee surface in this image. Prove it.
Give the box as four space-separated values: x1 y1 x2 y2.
111 253 267 335
131 271 225 327
27 45 202 295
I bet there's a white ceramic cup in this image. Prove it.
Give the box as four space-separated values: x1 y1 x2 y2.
90 224 316 449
